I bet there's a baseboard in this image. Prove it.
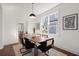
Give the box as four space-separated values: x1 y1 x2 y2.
4 42 19 47
0 46 4 50
55 46 79 56
0 42 19 50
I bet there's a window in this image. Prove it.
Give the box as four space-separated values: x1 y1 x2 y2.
49 14 58 34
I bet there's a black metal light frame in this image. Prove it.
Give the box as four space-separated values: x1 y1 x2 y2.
29 3 36 18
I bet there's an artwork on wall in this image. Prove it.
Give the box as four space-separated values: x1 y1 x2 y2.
42 16 48 34
49 14 58 34
36 22 40 30
33 27 35 34
63 13 78 30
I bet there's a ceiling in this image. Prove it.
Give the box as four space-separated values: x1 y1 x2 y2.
2 3 59 15
32 3 59 15
1 3 59 22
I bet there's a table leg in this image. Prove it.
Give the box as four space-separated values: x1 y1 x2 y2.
34 45 38 56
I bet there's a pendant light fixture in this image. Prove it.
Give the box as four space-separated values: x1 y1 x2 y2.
29 3 36 19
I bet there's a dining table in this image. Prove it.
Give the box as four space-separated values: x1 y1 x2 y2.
24 34 49 56
31 35 49 56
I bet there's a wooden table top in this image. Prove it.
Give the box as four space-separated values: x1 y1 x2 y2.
23 34 52 43
32 35 48 43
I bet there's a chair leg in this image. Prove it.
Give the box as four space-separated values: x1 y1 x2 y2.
51 45 54 48
20 49 32 56
20 47 25 53
44 52 49 56
39 51 49 56
47 51 49 54
22 50 32 56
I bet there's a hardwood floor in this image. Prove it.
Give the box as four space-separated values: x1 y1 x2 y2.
0 45 15 56
0 44 78 56
54 47 78 56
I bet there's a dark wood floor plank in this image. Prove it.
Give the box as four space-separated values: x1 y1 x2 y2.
0 44 78 56
0 45 15 56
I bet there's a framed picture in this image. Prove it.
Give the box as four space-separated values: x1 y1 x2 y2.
63 13 78 30
42 16 48 34
36 22 40 30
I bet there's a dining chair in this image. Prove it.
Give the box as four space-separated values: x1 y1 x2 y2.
20 38 35 56
37 38 54 56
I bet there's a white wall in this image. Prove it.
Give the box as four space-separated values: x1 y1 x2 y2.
1 3 34 46
27 20 35 34
34 17 41 34
0 4 3 49
2 4 30 46
24 20 35 34
38 3 79 55
24 21 28 32
57 3 79 55
2 4 19 45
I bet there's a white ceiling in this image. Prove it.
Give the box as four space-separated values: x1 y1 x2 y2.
33 3 59 15
1 3 59 22
2 3 59 15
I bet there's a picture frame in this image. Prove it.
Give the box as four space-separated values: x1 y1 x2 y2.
63 13 78 30
36 22 40 30
42 16 48 34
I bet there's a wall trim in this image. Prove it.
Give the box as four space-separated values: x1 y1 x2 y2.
0 42 19 50
0 46 4 50
55 46 79 56
4 42 19 47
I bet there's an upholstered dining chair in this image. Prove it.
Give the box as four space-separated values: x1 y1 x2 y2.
37 38 54 56
20 38 35 56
